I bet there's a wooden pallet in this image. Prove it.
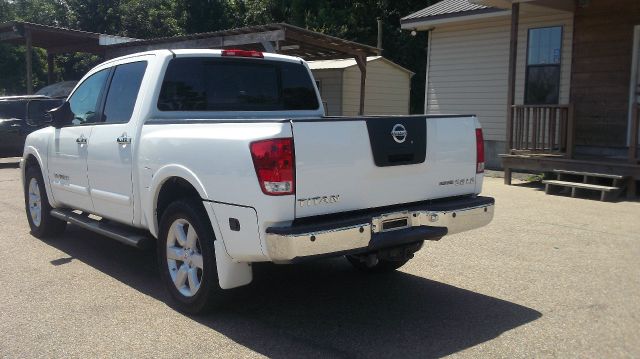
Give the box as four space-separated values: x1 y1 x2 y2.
542 170 628 201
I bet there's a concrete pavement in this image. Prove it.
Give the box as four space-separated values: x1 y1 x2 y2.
0 163 638 358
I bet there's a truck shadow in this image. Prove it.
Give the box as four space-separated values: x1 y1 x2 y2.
46 225 541 358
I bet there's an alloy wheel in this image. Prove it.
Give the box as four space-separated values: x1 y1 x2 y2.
166 219 204 297
28 178 42 227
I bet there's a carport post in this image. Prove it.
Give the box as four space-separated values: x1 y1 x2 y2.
47 52 55 85
354 55 367 116
25 28 33 94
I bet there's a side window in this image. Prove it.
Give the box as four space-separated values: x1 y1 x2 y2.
68 69 110 125
103 61 148 123
525 26 563 104
0 101 25 119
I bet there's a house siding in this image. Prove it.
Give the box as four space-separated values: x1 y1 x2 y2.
426 8 573 145
310 69 343 116
571 0 640 147
426 16 511 142
342 59 412 116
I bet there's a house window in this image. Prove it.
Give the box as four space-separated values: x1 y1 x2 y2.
525 26 563 104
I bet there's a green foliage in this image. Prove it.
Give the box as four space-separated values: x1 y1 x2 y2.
0 0 436 112
525 173 545 182
118 0 186 38
8 0 72 26
0 44 27 96
0 0 16 23
184 0 230 33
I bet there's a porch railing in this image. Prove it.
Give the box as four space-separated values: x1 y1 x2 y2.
508 104 574 157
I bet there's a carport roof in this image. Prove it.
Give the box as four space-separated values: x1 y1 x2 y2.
104 23 380 61
0 21 137 54
308 56 415 75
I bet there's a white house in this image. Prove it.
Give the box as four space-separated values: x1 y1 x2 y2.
308 56 414 116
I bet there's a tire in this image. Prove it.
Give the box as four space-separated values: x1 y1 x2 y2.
346 255 410 273
157 199 221 314
24 166 67 238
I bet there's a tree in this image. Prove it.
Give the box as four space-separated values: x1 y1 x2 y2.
0 0 437 111
119 0 186 38
9 0 71 26
184 0 231 33
0 0 16 23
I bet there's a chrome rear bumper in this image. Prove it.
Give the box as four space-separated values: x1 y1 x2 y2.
265 196 494 262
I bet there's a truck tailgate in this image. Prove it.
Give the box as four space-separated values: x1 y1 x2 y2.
292 115 481 218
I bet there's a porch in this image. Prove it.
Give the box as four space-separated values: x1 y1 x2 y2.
491 0 640 197
501 103 640 193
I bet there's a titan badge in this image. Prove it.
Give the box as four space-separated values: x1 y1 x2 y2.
297 195 341 207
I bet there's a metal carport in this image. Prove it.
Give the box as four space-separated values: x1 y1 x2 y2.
0 21 135 94
105 23 379 115
0 22 379 114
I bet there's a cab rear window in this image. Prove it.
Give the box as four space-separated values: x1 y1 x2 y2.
158 57 319 111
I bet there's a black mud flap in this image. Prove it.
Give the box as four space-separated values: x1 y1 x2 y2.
366 116 427 167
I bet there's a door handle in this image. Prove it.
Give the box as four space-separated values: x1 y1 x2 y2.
116 133 132 145
76 135 87 144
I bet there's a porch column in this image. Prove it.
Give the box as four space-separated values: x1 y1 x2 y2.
354 55 367 115
503 2 519 185
506 2 519 152
24 28 33 94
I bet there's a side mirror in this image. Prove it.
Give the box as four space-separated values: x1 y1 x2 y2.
26 99 63 127
47 101 73 128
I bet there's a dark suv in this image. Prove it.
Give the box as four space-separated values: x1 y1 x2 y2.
0 97 64 157
0 81 77 157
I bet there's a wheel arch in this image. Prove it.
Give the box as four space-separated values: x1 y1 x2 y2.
22 146 57 207
148 165 253 291
147 165 209 238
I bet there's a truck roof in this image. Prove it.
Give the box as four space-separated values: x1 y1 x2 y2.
104 49 306 66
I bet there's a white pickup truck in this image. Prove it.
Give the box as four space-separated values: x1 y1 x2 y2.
21 49 494 313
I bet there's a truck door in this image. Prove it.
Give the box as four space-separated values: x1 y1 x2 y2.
48 68 110 213
86 60 148 224
0 101 27 157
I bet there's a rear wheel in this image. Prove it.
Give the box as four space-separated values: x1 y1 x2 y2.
24 166 66 238
157 199 221 314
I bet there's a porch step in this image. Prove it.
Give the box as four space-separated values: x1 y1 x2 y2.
542 180 620 192
542 180 622 201
545 169 631 201
552 169 625 180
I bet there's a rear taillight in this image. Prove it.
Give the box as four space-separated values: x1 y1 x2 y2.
476 128 485 173
250 138 295 195
222 49 264 58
